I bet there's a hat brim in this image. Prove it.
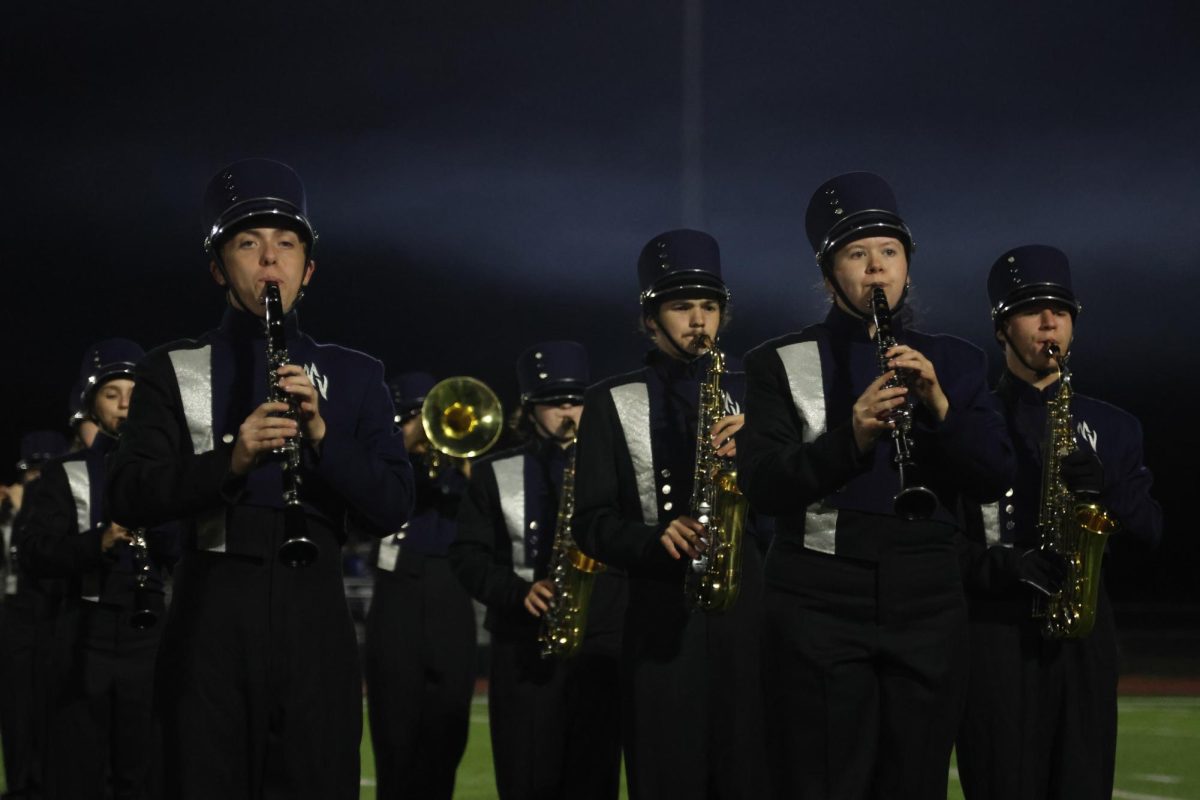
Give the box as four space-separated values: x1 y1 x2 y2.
206 198 316 252
641 271 730 305
819 210 913 262
992 285 1080 321
522 382 587 405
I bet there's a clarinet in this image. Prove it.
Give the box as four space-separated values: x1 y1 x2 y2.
129 528 158 630
264 282 319 568
869 287 938 520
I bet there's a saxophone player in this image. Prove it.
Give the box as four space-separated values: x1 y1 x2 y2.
956 246 1163 800
17 339 178 799
107 159 414 800
571 229 769 800
450 341 623 800
736 172 1015 799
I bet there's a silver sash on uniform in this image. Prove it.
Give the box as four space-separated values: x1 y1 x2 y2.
776 340 839 555
169 346 227 552
981 500 1003 547
492 454 534 582
63 460 100 601
609 382 658 525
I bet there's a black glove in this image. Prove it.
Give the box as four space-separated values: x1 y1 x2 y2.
1060 450 1104 495
1005 546 1068 596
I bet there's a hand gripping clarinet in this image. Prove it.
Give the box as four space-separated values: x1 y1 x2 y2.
869 287 939 520
264 282 319 568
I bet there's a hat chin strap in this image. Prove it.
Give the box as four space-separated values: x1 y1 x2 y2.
213 251 307 316
823 261 909 321
648 309 710 362
528 409 574 445
999 326 1070 380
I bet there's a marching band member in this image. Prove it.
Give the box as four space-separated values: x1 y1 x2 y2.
365 371 477 800
18 339 176 799
0 429 68 799
736 172 1013 798
107 158 413 799
572 230 768 800
956 246 1162 800
451 341 622 800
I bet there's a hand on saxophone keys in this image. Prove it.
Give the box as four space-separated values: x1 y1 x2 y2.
710 414 744 458
523 578 556 618
101 522 135 552
660 516 708 561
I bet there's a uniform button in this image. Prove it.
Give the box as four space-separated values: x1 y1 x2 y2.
222 433 234 444
1005 521 1015 531
396 531 407 540
1005 504 1015 514
535 352 543 359
1005 488 1014 498
661 484 671 495
530 535 538 544
663 501 673 511
661 469 671 478
529 521 539 531
539 372 549 380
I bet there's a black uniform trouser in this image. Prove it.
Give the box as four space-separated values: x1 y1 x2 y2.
488 635 567 800
622 542 768 800
155 526 361 800
763 548 967 800
0 600 53 799
561 649 622 800
364 554 476 800
43 602 162 800
956 590 1118 800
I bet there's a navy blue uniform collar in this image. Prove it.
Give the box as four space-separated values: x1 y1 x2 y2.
217 306 302 341
997 369 1058 406
644 347 713 381
824 302 897 342
90 429 119 455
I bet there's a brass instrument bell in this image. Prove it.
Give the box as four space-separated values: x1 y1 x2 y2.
421 377 503 460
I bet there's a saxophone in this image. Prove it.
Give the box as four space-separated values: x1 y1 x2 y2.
684 337 748 614
538 422 606 659
1036 344 1117 639
870 287 938 520
264 282 319 568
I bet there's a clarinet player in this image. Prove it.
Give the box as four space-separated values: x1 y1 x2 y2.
956 246 1162 800
107 158 414 799
736 172 1014 799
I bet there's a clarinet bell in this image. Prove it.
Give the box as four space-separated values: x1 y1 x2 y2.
278 535 319 569
130 607 159 630
894 484 938 521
